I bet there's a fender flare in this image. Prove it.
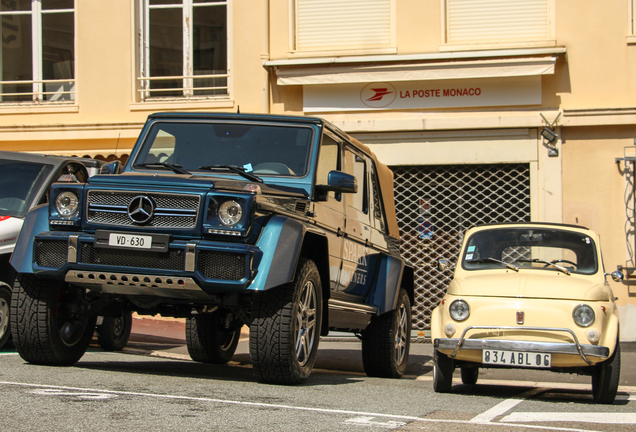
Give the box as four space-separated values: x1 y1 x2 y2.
368 256 414 315
250 216 308 291
10 205 50 274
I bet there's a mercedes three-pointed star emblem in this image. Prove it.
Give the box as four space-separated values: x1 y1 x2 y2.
127 195 155 225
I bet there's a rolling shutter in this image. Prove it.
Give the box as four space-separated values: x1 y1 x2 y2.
295 0 392 51
446 0 550 45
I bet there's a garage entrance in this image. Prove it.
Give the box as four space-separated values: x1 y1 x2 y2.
392 163 531 330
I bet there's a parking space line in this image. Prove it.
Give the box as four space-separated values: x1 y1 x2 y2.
502 412 636 424
469 398 524 423
0 380 603 431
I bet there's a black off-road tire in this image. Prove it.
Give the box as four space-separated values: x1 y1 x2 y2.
361 289 412 378
461 367 479 385
186 310 241 364
11 273 96 365
433 349 455 393
592 341 621 404
97 312 133 352
249 258 322 385
0 283 11 349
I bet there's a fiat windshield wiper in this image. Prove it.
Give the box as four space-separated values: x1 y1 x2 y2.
199 165 263 183
469 257 519 272
134 162 191 175
514 258 571 275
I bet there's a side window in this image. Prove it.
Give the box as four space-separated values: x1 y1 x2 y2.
316 134 340 200
369 164 385 231
343 147 368 214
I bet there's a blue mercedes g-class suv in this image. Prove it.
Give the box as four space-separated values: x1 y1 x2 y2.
10 113 414 384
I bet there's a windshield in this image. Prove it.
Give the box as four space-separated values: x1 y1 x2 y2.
0 159 53 218
134 121 314 177
462 227 598 275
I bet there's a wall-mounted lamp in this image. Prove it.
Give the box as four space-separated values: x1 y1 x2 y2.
540 112 561 157
541 127 558 144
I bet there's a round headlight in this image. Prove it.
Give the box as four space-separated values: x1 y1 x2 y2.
55 191 79 217
573 304 595 327
218 200 243 226
449 299 470 322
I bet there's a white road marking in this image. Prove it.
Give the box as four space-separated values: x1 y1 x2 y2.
345 416 406 429
502 412 636 424
30 388 118 400
0 352 19 356
469 398 524 423
0 380 603 431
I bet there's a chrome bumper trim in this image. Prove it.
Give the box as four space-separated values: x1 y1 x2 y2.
435 338 609 360
437 325 608 365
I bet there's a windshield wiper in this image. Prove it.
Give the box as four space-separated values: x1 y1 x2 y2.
468 257 519 272
514 258 571 275
199 165 263 183
134 162 191 175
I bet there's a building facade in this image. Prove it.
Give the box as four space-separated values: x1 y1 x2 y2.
2 0 636 338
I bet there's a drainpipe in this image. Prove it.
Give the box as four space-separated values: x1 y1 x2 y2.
261 0 270 113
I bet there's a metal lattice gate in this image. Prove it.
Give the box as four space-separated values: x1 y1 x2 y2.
392 163 531 330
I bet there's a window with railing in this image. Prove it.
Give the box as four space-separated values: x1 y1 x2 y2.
0 0 75 103
138 0 228 101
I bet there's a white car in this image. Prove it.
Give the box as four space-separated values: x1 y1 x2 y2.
0 151 131 351
431 222 621 404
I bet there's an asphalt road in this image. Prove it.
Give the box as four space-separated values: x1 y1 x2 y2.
1 320 635 432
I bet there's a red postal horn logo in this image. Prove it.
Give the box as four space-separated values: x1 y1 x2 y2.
360 82 397 108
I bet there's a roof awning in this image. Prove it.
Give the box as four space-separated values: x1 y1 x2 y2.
274 56 557 86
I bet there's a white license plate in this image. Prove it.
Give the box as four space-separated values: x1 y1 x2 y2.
482 349 551 368
108 233 152 249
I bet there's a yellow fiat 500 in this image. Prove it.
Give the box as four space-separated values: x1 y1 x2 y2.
431 223 622 404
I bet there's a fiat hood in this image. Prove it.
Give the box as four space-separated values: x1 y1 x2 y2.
448 271 611 301
87 172 308 197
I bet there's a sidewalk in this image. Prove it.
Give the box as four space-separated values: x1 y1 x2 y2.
129 314 186 345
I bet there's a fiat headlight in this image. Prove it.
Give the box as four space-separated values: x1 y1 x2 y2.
573 304 595 327
55 191 79 217
449 299 470 322
218 200 243 226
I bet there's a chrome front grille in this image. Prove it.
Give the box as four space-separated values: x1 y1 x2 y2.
87 190 200 229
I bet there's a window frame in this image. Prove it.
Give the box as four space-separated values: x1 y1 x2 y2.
440 0 556 52
629 0 636 43
343 145 369 216
289 0 396 58
0 0 75 104
137 0 231 102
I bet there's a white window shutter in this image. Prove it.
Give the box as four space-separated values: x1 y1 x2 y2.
295 0 392 51
446 0 550 45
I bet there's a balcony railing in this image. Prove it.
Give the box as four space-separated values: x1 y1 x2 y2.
137 74 229 101
0 79 75 102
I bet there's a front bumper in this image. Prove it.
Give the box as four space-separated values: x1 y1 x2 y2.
32 232 262 297
435 325 610 365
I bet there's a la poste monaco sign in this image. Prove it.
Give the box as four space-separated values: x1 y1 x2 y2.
303 76 541 112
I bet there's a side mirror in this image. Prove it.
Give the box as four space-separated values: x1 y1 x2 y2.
315 171 357 201
609 270 624 283
438 259 455 272
100 161 122 175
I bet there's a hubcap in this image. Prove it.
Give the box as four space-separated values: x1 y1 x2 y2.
394 303 408 365
295 280 317 366
112 316 124 337
0 296 8 339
